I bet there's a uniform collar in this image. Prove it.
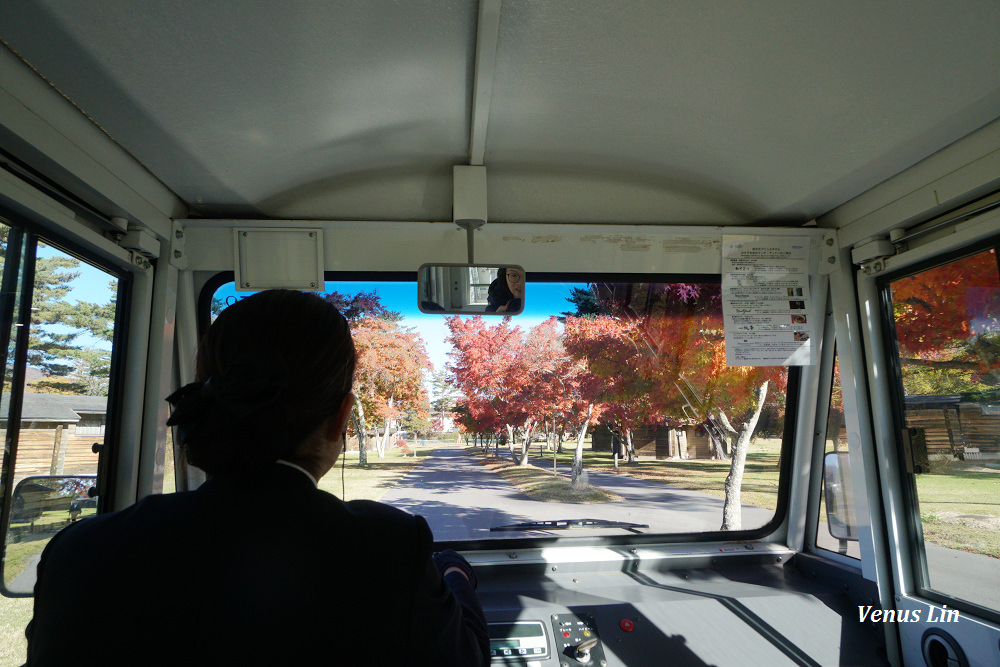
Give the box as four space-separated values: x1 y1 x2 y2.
275 459 319 487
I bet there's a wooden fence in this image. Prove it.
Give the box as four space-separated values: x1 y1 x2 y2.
593 425 714 459
905 403 999 458
6 426 101 486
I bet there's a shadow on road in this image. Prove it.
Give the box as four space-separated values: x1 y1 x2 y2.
379 448 775 540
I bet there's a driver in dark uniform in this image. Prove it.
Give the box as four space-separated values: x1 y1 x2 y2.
27 290 489 666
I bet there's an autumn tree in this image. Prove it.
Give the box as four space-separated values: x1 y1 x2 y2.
890 248 1000 396
563 314 655 466
323 291 430 465
635 283 786 531
350 315 430 461
446 316 530 461
522 318 604 483
566 281 787 530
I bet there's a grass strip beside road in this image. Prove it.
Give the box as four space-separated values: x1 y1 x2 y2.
318 446 430 502
3 540 49 587
917 460 1000 558
529 442 782 511
467 448 621 503
584 453 782 511
0 596 31 667
920 516 1000 559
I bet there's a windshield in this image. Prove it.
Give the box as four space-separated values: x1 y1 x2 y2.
206 276 790 543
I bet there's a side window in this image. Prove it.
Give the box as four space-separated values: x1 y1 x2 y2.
884 245 999 613
815 353 860 559
1 226 122 603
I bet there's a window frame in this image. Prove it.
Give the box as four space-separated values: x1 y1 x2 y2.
876 235 1000 625
0 208 132 597
199 270 802 550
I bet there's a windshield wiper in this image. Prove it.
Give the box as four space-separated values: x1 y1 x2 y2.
490 519 648 533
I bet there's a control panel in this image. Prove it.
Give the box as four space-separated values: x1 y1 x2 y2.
551 613 607 666
488 621 551 662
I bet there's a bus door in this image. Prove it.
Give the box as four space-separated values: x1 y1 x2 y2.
857 207 1000 666
0 211 130 598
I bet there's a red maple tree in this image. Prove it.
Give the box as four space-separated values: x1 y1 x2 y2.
889 247 1000 391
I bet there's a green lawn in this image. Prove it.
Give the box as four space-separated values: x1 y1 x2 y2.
467 449 621 503
3 539 49 588
506 437 784 510
0 596 31 667
917 460 1000 558
514 440 998 559
317 444 436 501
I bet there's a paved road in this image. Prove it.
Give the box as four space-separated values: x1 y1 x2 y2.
10 449 994 610
379 447 772 541
381 448 1000 609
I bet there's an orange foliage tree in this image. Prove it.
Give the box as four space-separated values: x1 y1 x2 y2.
889 248 1000 394
326 291 430 465
563 315 656 465
445 316 529 459
447 316 603 476
523 318 605 482
565 282 787 529
351 316 431 461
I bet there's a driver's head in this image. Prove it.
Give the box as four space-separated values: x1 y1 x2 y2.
168 290 356 476
505 267 524 297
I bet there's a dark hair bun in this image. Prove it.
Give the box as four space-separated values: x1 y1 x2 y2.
166 290 355 476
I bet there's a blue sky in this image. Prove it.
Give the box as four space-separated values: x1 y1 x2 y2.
38 247 591 372
213 280 588 373
36 244 117 350
38 244 117 304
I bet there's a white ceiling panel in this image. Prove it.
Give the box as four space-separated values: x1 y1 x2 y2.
485 1 1000 222
1 1 999 224
1 0 477 218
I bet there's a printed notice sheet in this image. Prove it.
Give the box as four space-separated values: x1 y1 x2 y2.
722 236 815 366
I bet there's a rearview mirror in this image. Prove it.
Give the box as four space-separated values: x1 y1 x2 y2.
823 452 858 542
418 264 525 314
3 475 97 595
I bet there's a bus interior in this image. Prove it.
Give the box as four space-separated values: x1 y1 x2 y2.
1 2 999 666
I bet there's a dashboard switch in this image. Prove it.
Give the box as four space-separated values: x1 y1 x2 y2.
619 619 635 632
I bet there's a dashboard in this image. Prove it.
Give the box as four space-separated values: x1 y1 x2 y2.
473 545 883 666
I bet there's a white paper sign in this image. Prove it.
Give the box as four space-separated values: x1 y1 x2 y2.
722 236 815 366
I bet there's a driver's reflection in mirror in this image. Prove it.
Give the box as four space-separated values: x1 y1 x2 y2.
485 267 524 313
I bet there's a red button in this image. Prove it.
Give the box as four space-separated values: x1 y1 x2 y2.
562 631 570 638
620 619 635 632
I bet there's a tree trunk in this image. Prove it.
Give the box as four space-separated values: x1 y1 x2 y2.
353 406 368 467
625 429 635 463
571 404 594 488
517 420 535 465
703 422 726 460
376 418 392 457
716 409 738 458
721 381 770 531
